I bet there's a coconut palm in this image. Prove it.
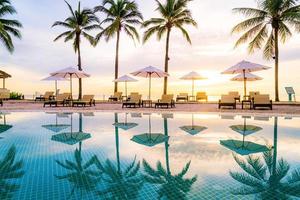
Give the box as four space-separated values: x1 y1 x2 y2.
52 1 101 99
95 113 143 199
232 0 300 102
230 117 300 199
94 0 143 93
143 0 197 94
142 117 197 199
0 0 22 53
0 145 24 199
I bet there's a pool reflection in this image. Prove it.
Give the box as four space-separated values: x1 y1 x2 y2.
0 112 300 199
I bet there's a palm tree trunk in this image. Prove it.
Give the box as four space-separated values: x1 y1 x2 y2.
274 28 279 102
163 28 171 95
272 117 278 176
114 30 121 93
77 35 82 99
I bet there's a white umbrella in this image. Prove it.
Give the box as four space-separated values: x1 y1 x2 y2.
41 75 68 96
113 75 138 97
50 67 90 97
131 66 169 100
222 60 270 97
180 71 207 97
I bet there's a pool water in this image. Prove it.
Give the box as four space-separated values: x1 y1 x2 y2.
0 112 300 200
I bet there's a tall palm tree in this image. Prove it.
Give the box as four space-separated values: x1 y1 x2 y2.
94 0 143 93
52 1 101 99
142 117 197 199
0 145 25 199
143 0 197 94
0 0 22 53
232 0 300 102
94 113 143 199
230 117 300 199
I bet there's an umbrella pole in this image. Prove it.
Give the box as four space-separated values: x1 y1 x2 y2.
192 80 195 97
243 70 247 99
3 78 5 89
149 74 152 100
125 81 127 98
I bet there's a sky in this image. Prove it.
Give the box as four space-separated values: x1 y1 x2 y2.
1 0 300 100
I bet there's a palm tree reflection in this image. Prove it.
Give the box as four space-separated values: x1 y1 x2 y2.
230 117 300 199
55 113 101 199
0 145 24 199
95 113 143 199
143 116 197 200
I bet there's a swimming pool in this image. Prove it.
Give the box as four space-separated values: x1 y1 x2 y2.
0 112 300 200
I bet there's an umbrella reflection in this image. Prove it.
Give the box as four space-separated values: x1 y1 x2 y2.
42 113 70 133
220 116 269 156
0 112 12 138
180 114 207 135
229 117 300 199
131 114 169 147
113 113 138 131
142 116 197 199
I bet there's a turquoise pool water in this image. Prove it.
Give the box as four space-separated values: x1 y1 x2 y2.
0 112 300 200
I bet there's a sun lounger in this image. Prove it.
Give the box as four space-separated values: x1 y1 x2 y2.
252 94 272 110
44 94 68 107
176 93 188 102
196 92 208 102
72 95 96 107
122 94 141 108
155 94 175 108
109 92 122 101
218 95 236 109
35 91 54 101
248 91 260 100
0 88 10 100
228 91 240 102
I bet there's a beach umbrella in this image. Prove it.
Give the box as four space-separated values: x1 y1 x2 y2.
113 113 138 131
42 113 70 133
222 60 270 97
131 114 169 147
50 67 90 97
131 66 169 100
180 71 207 97
230 72 263 97
41 75 68 96
0 70 11 89
220 140 270 156
113 75 138 97
180 114 207 135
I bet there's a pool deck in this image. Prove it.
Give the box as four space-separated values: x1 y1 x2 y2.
1 100 300 116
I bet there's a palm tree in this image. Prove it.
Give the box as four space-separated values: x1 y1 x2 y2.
232 0 300 102
0 145 25 199
0 0 22 53
94 113 143 199
230 117 300 199
142 117 197 199
94 0 143 93
52 1 101 99
143 0 197 94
